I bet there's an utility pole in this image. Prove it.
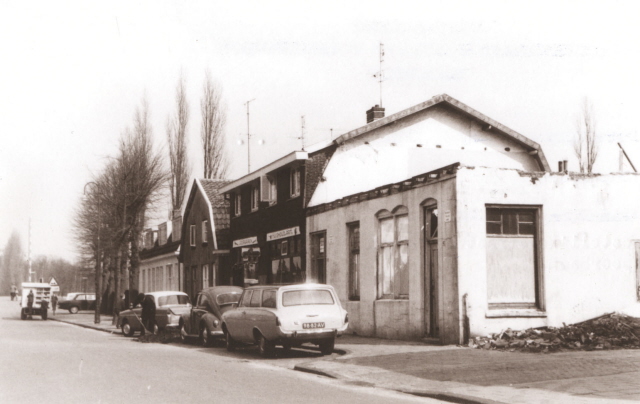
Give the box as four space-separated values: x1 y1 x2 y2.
245 99 255 173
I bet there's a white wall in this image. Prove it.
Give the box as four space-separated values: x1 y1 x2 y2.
457 167 640 338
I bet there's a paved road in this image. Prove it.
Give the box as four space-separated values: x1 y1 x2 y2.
0 297 440 404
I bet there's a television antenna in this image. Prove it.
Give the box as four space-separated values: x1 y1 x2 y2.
244 99 255 173
372 43 385 107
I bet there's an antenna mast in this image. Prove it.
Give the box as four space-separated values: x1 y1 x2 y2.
373 43 385 107
300 116 306 151
245 99 255 173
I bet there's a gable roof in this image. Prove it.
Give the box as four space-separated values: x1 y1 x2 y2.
335 93 550 172
182 178 230 251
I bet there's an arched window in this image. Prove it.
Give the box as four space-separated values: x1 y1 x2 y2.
377 206 409 299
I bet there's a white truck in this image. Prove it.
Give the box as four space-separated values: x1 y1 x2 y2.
20 282 51 320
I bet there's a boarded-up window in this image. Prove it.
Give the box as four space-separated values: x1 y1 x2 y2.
377 207 409 299
486 207 540 309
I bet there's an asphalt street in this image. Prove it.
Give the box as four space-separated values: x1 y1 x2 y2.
0 297 442 404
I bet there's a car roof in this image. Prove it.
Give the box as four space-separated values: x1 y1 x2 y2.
244 283 335 292
201 286 243 295
145 291 188 298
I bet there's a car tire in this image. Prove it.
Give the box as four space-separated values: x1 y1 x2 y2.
69 306 79 314
180 323 188 343
319 338 335 356
257 333 275 358
121 320 135 337
200 325 212 347
225 330 236 352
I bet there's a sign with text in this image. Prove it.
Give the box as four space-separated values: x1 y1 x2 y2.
233 236 258 248
267 226 300 242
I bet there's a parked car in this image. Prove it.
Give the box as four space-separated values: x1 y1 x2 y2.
117 291 191 337
180 286 243 346
58 293 96 314
221 284 348 357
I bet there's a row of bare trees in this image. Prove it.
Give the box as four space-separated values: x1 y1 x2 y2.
75 71 228 322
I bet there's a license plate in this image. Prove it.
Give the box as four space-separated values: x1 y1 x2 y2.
303 322 325 329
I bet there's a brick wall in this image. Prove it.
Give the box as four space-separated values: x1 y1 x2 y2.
304 144 337 207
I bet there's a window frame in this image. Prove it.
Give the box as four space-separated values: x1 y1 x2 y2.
189 224 196 247
347 221 360 301
202 220 208 244
251 184 260 212
485 204 544 311
377 207 409 300
234 193 242 217
290 166 301 198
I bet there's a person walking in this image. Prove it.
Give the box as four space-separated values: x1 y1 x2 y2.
26 290 34 319
10 284 17 301
140 295 156 336
51 294 58 316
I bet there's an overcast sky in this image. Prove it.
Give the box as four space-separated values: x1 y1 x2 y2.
1 1 639 262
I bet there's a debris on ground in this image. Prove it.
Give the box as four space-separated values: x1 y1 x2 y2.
467 312 640 353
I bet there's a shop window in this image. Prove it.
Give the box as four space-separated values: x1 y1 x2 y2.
251 185 259 211
348 222 360 301
486 206 542 310
190 225 196 247
377 207 409 299
234 193 241 216
290 167 301 198
202 220 208 243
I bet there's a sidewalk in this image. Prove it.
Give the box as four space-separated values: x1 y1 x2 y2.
50 312 640 403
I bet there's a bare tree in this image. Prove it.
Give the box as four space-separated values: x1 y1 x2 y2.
167 75 190 215
574 97 598 173
1 231 24 293
201 70 228 179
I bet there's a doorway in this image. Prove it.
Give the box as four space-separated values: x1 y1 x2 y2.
424 204 439 338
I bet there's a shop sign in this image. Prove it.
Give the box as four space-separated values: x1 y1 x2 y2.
233 236 258 248
267 226 300 242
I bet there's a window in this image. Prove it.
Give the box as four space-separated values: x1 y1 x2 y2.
251 185 259 211
234 193 242 216
202 220 208 243
282 289 335 306
240 290 253 307
377 207 409 299
262 289 277 308
290 167 301 198
310 232 327 283
250 289 262 307
486 206 541 310
261 175 277 205
190 225 196 247
348 222 360 301
202 264 209 288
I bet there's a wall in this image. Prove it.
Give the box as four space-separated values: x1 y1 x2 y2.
139 253 180 293
307 173 459 343
457 167 640 340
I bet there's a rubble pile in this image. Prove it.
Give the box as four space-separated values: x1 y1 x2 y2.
468 313 640 353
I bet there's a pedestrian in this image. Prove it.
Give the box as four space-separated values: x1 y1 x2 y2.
26 290 34 319
140 294 156 336
10 284 17 301
51 294 58 316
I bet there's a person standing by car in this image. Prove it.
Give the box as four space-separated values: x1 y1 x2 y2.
10 284 17 301
26 290 34 319
140 295 156 336
51 294 58 316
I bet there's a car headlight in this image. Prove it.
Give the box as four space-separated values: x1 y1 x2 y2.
213 320 219 328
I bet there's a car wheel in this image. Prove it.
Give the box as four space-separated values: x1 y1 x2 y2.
257 333 275 358
319 338 335 355
200 325 212 347
69 306 79 314
121 320 135 337
180 323 188 343
225 330 236 352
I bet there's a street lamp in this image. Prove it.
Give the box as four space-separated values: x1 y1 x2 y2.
84 181 102 325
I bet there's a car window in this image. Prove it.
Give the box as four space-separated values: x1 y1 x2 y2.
262 290 277 308
159 295 190 307
250 290 262 307
86 295 96 301
282 289 335 307
76 295 85 301
239 290 252 307
196 294 208 308
216 293 241 306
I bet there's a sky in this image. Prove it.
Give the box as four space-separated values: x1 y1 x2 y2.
1 0 639 263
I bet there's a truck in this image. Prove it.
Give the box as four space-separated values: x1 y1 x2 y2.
20 282 51 320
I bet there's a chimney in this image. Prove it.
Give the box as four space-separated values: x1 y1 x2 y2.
172 215 182 242
366 105 385 124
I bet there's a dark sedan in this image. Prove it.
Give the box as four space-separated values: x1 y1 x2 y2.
58 293 96 314
180 286 243 346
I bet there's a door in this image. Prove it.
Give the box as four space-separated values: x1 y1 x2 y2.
424 205 439 338
192 294 207 334
310 232 327 284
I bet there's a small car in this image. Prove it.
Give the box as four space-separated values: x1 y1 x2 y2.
58 293 96 314
221 284 348 357
179 286 243 346
117 291 191 337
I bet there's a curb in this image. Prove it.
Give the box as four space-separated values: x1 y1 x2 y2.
49 317 120 335
293 363 508 404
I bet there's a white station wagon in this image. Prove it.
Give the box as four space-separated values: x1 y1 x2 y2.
221 284 348 357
